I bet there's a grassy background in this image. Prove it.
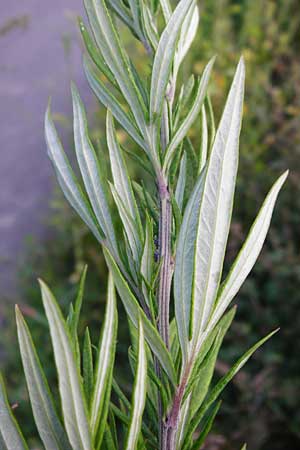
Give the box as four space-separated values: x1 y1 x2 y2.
1 0 299 448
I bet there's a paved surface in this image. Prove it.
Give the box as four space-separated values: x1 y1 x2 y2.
0 0 93 299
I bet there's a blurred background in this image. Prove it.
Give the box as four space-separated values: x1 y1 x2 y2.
0 0 299 449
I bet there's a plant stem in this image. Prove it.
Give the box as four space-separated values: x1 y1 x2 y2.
157 170 173 450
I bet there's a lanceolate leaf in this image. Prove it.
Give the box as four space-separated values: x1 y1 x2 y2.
15 307 72 450
0 374 28 450
78 19 118 88
150 0 193 124
83 327 94 409
174 2 199 78
39 280 92 450
183 329 278 449
71 265 88 366
104 247 176 384
83 0 147 132
199 104 208 174
163 57 214 173
189 308 235 418
45 104 103 244
190 400 221 450
110 183 142 262
71 85 117 255
84 57 147 152
210 170 288 331
175 152 187 212
174 170 206 361
124 321 147 450
191 58 245 347
106 111 143 238
90 273 118 440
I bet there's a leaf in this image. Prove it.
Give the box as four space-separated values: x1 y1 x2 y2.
106 111 143 237
104 247 176 385
90 273 118 442
71 265 88 366
150 0 193 122
84 58 147 152
140 214 154 306
83 327 94 408
15 307 72 450
39 280 92 450
190 401 221 450
175 152 187 212
182 329 278 449
164 57 213 172
188 308 235 418
78 19 117 88
83 0 147 132
110 183 142 262
190 57 245 347
124 321 147 450
174 169 206 361
210 171 288 331
174 2 199 78
45 104 103 244
0 374 28 450
158 0 172 22
71 84 117 255
198 105 208 174
107 0 135 35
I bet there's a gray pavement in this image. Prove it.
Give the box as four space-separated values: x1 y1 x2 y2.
0 0 93 298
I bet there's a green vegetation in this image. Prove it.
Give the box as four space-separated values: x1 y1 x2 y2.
1 1 298 449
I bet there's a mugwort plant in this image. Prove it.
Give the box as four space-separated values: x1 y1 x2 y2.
0 1 287 449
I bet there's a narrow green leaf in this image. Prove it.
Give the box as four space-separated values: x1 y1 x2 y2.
150 0 193 122
78 18 118 88
71 265 88 365
107 111 143 237
210 171 288 331
83 0 147 131
158 0 172 22
83 327 94 408
39 280 92 450
189 308 235 418
90 273 118 441
190 58 245 347
104 247 176 385
84 57 147 152
174 2 199 78
190 401 221 450
110 183 142 262
16 307 71 450
124 321 147 450
175 152 187 212
240 445 247 450
183 329 278 449
163 57 214 177
45 104 103 244
174 169 206 361
140 214 154 305
106 0 135 36
198 105 208 174
0 374 28 450
71 84 117 255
